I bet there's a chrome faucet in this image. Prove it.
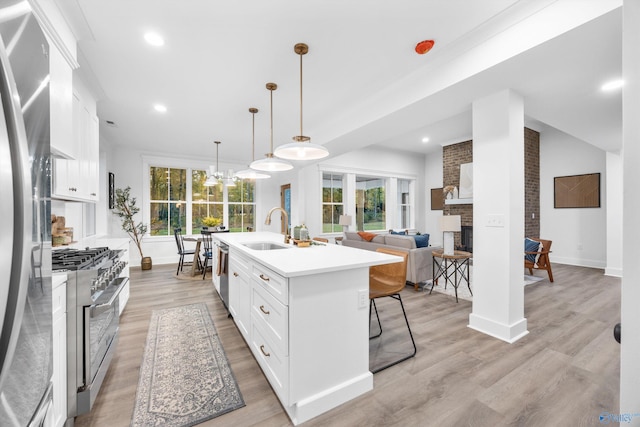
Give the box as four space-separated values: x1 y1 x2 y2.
265 207 290 244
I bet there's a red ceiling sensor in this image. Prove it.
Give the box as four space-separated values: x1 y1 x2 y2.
415 40 435 55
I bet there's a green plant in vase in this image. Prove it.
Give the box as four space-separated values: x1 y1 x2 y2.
112 186 151 269
202 216 222 229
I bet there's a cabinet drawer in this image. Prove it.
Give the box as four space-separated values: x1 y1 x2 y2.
251 320 289 405
52 281 66 320
252 263 288 305
251 283 288 355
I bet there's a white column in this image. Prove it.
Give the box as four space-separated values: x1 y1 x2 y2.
468 89 527 343
605 151 623 277
621 0 640 416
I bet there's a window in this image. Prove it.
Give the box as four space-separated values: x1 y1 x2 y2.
228 180 255 232
148 164 255 236
149 167 187 236
356 176 385 231
192 169 223 231
322 172 344 232
398 179 411 229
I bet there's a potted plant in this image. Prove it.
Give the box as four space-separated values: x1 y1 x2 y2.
202 216 222 230
112 186 151 270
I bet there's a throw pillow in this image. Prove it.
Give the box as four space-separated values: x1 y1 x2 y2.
524 238 542 263
413 234 429 248
357 231 377 242
390 230 406 235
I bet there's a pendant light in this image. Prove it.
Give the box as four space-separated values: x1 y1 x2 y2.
274 43 329 160
204 140 237 186
235 108 271 179
250 83 293 172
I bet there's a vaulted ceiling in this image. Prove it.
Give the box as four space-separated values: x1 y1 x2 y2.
57 0 622 164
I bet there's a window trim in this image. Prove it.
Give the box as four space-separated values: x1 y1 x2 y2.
142 155 258 239
318 165 416 234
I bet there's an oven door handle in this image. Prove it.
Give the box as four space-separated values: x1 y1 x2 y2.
90 277 128 317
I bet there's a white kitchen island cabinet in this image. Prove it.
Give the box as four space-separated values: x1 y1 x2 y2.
219 232 399 425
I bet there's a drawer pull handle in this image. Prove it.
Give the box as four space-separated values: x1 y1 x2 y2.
260 344 270 357
233 272 239 277
260 305 270 315
259 274 270 282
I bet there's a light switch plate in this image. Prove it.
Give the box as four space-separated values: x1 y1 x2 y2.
358 290 368 308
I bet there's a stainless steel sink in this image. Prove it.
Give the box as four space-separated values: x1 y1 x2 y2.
242 242 291 251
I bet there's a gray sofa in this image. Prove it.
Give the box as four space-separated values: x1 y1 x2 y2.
341 232 440 288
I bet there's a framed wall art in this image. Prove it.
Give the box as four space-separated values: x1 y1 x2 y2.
431 188 443 210
554 172 600 208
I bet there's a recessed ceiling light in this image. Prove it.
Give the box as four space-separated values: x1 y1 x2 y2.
154 104 167 113
422 137 430 143
601 79 623 91
144 32 165 47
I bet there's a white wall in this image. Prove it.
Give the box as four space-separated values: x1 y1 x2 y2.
605 151 623 277
540 126 607 268
424 150 444 247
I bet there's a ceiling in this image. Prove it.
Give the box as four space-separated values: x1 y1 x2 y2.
56 0 622 166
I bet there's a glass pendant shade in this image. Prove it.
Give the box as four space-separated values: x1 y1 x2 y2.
273 42 329 161
205 141 237 186
250 155 294 172
274 142 329 160
250 83 293 172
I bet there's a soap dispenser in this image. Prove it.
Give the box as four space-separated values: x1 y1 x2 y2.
300 224 309 241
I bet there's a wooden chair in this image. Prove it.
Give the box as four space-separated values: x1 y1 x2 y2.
173 228 198 275
312 237 328 243
201 229 214 279
369 248 416 373
524 237 554 282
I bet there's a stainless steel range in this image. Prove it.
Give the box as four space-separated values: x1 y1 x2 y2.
52 247 128 424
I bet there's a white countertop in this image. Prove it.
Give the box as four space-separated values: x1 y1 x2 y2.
215 231 400 277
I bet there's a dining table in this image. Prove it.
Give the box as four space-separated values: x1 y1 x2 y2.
182 235 203 277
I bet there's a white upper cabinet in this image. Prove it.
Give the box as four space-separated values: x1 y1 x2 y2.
52 81 99 202
49 44 76 159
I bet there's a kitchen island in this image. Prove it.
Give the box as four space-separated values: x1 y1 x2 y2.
214 232 400 425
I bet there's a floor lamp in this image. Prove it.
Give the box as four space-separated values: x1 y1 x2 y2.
339 215 353 233
440 215 461 256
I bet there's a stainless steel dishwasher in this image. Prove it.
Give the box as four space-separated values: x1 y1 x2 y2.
218 242 229 312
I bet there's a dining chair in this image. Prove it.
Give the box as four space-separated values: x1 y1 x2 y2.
369 247 416 373
201 229 214 280
173 227 198 275
312 237 328 243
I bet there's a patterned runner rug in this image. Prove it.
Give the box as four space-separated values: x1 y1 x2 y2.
131 303 244 426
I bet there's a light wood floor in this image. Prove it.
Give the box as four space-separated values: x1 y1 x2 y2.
75 263 620 427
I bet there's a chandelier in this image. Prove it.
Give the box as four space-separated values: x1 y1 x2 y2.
204 141 237 187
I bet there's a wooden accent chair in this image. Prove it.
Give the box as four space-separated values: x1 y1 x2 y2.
369 248 416 373
524 237 554 282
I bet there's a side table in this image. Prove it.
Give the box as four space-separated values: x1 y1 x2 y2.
431 249 472 302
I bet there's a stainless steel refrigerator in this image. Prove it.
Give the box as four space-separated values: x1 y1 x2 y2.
0 1 53 426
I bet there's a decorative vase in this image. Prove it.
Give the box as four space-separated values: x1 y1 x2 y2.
141 256 152 270
453 186 459 199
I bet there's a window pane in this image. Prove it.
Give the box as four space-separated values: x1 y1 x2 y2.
192 203 223 231
192 170 207 201
228 180 254 203
150 167 168 200
150 202 168 236
229 203 254 232
322 204 343 233
169 168 187 201
170 202 186 232
356 177 385 231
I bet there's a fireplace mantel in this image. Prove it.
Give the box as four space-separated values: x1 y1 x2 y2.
445 198 473 205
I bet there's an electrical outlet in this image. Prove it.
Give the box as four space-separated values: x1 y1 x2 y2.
486 214 505 227
358 290 368 308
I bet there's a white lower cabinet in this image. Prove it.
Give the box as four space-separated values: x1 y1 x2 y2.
228 251 251 339
228 246 373 426
51 274 67 427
